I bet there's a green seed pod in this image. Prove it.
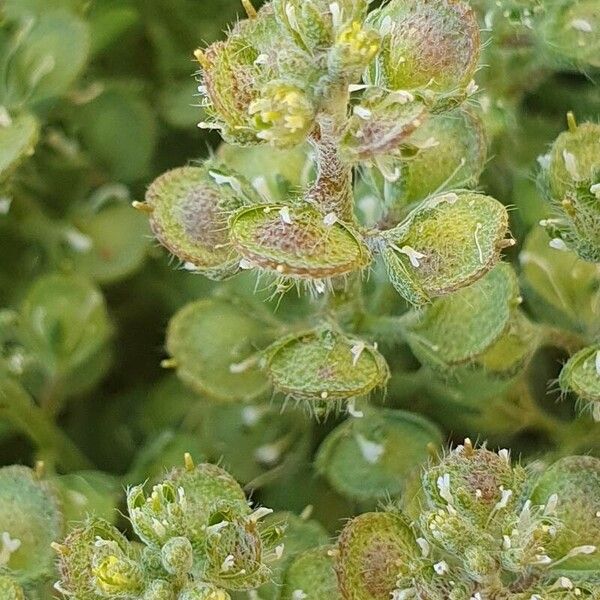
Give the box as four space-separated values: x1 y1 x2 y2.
165 298 272 402
0 465 62 584
520 226 600 333
229 203 371 280
530 456 600 576
315 408 442 502
422 441 528 529
341 91 428 162
560 345 600 420
198 8 278 145
249 82 315 148
335 511 421 600
0 113 39 183
5 8 90 105
204 515 273 590
381 191 510 305
19 273 113 398
143 165 256 280
403 264 520 372
161 536 193 577
280 546 341 600
391 108 487 208
0 575 25 600
265 328 389 403
538 120 600 262
55 518 131 599
91 539 146 597
178 582 231 600
367 0 480 96
539 0 600 69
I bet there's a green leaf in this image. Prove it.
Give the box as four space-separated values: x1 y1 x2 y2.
0 113 39 182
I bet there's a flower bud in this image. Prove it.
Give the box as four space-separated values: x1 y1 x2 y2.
144 579 176 600
335 512 422 600
367 0 480 97
249 82 315 148
0 465 62 584
560 345 600 421
229 203 371 280
91 539 146 596
165 298 272 402
265 328 389 404
328 21 380 80
0 575 25 600
538 120 600 262
143 164 259 280
178 582 231 600
161 536 194 577
280 546 340 600
381 192 510 305
530 456 600 575
316 408 441 501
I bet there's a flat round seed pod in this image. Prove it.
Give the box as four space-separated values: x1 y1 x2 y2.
367 0 480 94
265 329 389 402
382 191 510 305
0 465 63 583
559 345 600 420
280 546 341 600
530 456 600 576
335 511 421 600
0 113 39 182
403 264 519 371
165 298 273 402
229 204 371 279
315 409 442 501
145 165 255 280
395 108 487 205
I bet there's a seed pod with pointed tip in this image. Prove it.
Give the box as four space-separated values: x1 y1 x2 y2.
0 465 62 584
144 165 257 279
165 298 273 402
280 545 341 600
265 328 389 403
335 511 422 600
0 575 25 600
55 518 132 599
229 203 371 280
403 264 520 372
381 191 510 305
315 408 442 502
0 113 39 183
530 456 600 577
367 0 480 98
559 345 600 421
538 120 600 262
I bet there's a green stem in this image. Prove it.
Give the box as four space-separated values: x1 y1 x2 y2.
537 324 587 354
0 377 93 471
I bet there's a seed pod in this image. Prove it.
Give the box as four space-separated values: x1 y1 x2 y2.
0 113 39 183
381 192 510 305
559 345 600 421
0 465 62 584
538 121 600 262
265 328 389 402
178 582 231 600
229 204 371 279
391 108 487 207
403 264 520 372
91 539 146 597
160 536 193 577
55 518 131 599
335 511 421 600
367 0 480 96
144 165 257 280
143 579 176 600
422 442 528 528
539 0 600 69
530 456 600 576
0 576 25 600
280 546 341 600
315 408 442 502
165 298 272 402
